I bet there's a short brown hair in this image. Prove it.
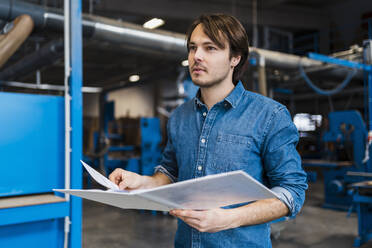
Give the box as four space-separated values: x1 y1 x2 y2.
186 13 249 84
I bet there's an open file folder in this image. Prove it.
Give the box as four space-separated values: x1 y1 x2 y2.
54 161 279 211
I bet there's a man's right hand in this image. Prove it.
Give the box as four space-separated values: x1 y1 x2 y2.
108 169 172 191
109 169 147 190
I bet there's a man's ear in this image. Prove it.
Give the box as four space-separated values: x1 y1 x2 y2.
231 55 241 67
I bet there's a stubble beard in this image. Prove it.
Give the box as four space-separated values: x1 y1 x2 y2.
191 71 230 89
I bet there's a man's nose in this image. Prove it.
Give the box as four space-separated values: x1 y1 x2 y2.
193 48 204 62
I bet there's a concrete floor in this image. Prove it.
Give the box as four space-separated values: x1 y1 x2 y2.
82 180 372 248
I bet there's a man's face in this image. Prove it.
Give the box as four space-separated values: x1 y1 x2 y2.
188 24 239 88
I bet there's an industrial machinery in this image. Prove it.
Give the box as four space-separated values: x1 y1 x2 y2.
85 100 162 179
350 180 372 247
0 1 83 247
300 36 372 246
0 93 68 247
0 92 82 248
303 110 370 210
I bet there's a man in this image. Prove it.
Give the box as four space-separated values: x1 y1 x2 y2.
109 14 308 248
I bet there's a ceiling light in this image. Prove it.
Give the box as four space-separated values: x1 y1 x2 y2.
181 60 189 67
129 75 140 82
143 18 165 29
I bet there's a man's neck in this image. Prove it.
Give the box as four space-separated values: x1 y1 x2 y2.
200 80 235 110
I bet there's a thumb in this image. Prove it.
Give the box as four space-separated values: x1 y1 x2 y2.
118 180 130 190
118 171 136 190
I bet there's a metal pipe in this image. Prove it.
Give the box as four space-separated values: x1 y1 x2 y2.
88 15 186 58
0 14 34 68
0 0 364 80
257 55 267 96
69 0 83 244
0 80 101 92
63 0 71 246
0 40 63 81
347 171 372 178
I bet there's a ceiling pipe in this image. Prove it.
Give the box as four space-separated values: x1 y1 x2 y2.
0 14 34 68
0 0 363 80
0 40 63 81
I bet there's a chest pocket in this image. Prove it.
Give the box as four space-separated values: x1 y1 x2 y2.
212 132 253 173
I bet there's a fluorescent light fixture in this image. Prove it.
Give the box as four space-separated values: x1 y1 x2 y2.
181 60 189 67
129 75 140 82
143 18 165 29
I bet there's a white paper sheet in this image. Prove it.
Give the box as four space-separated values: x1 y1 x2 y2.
54 161 279 211
80 160 119 190
55 189 180 211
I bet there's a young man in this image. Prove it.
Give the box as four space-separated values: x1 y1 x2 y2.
109 14 308 247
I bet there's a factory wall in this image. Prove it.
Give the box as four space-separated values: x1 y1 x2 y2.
82 84 155 118
108 84 155 118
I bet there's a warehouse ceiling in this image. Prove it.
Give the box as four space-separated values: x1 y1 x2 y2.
0 0 369 114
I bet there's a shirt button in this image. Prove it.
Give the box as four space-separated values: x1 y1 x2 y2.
201 138 206 143
203 112 207 117
197 166 202 171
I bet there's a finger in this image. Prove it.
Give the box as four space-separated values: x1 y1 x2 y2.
118 178 132 190
183 217 201 227
177 216 202 230
118 171 140 190
173 209 205 220
108 168 123 183
171 212 201 223
118 181 127 190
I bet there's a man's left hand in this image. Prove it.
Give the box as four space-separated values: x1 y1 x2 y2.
170 208 239 233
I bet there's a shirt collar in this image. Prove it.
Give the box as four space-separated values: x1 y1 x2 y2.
224 81 245 108
193 90 203 110
193 81 245 109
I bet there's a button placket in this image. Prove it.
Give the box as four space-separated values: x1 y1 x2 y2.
195 107 218 178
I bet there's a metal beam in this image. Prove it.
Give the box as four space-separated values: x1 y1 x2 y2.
0 81 101 93
69 0 83 247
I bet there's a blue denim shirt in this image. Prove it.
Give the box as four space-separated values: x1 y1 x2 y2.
155 82 308 248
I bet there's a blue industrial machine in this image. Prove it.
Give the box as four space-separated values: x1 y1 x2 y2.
303 111 369 210
302 38 372 246
350 180 372 247
87 100 162 179
103 117 162 177
0 0 83 247
0 92 81 248
0 93 67 247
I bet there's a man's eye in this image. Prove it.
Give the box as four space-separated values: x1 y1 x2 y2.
207 46 216 51
189 46 196 51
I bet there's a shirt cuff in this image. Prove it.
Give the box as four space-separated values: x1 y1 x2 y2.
271 186 294 216
154 165 177 183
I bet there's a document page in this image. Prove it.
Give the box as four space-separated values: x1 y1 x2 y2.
55 161 279 211
80 160 119 190
56 189 175 211
137 171 278 210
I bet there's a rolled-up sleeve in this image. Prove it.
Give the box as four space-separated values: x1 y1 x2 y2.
154 117 178 182
262 107 308 217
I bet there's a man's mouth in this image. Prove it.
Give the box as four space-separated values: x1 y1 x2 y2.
192 66 206 73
